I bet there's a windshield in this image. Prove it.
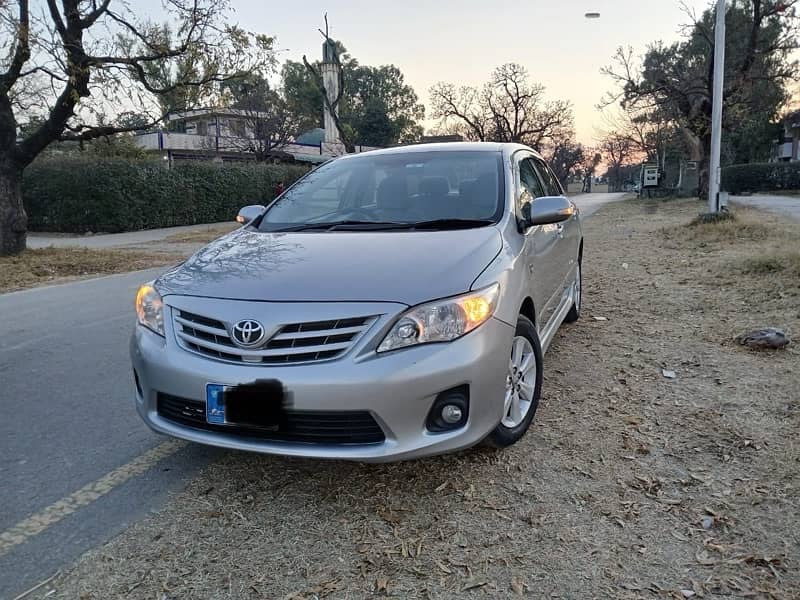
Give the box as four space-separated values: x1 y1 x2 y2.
259 150 504 231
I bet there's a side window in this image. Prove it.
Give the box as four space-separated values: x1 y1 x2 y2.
533 159 564 196
518 157 546 209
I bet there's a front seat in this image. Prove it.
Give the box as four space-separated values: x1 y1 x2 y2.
469 172 498 218
376 175 412 221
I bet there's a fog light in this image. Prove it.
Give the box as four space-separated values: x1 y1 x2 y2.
441 404 463 424
426 385 469 433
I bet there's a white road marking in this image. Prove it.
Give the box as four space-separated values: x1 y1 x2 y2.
0 439 187 557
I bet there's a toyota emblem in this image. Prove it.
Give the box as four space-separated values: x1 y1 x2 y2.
231 319 267 348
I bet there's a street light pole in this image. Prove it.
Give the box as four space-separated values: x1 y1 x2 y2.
708 0 726 213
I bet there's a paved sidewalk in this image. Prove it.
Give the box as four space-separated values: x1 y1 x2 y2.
730 194 800 221
27 222 233 249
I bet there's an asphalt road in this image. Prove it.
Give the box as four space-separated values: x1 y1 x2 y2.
729 194 800 221
0 192 627 599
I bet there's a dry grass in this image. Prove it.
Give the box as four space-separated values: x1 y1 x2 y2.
740 253 800 277
29 198 800 599
164 223 238 244
676 209 772 244
0 247 183 293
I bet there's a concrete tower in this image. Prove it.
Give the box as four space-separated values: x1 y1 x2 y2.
321 39 341 145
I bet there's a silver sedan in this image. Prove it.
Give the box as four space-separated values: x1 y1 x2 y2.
131 142 582 461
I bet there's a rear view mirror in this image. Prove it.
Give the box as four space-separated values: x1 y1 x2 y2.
530 196 574 226
236 204 265 225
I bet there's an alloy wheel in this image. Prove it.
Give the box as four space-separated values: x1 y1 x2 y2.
502 336 537 428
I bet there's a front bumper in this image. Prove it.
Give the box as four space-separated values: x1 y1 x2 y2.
131 300 514 462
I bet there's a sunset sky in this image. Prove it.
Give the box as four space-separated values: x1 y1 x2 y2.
233 0 719 143
143 0 784 143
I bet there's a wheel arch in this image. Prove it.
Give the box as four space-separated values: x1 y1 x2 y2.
519 297 536 327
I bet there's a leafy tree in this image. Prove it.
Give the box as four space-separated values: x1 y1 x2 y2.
0 0 274 256
429 63 574 151
282 60 326 133
603 0 799 197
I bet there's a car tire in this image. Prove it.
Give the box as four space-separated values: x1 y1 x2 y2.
563 259 582 323
485 315 543 448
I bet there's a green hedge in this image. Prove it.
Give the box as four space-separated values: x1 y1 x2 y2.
23 158 309 233
722 161 800 195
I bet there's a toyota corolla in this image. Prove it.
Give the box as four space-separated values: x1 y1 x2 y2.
131 142 582 462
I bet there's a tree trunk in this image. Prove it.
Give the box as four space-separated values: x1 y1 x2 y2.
0 164 27 256
697 133 712 200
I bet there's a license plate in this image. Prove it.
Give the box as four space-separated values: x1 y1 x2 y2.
206 380 288 429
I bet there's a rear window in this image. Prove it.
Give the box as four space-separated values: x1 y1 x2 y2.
259 150 504 229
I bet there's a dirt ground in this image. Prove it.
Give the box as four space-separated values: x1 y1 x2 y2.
164 224 238 244
30 198 799 599
0 247 184 293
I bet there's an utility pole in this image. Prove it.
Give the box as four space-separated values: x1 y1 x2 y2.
708 0 726 213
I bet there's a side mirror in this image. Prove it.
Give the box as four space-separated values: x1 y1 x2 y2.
236 204 265 225
530 196 575 226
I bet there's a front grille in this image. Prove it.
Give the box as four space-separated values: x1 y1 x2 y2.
173 310 376 365
157 393 386 445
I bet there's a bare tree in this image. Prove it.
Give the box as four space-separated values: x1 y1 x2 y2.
0 0 274 255
543 139 585 190
223 79 302 161
599 133 636 192
429 63 574 151
579 149 602 192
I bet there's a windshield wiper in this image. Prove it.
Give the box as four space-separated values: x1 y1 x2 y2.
274 220 410 232
411 218 495 230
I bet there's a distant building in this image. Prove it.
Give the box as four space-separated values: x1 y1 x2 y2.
134 110 377 164
774 110 800 162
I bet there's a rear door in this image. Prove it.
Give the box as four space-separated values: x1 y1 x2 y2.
516 154 561 331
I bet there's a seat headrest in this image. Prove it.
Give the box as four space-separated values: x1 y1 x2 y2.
419 176 450 197
376 175 411 210
472 172 498 214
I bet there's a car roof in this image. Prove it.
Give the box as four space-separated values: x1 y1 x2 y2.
336 141 543 162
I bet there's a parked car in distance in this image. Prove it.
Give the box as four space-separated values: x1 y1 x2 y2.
132 142 583 462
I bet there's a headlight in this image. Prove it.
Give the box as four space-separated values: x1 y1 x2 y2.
378 283 500 353
135 283 164 336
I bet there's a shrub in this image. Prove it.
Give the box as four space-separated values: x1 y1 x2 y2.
23 158 310 233
721 161 800 194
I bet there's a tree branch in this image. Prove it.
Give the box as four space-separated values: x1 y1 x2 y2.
1 0 31 86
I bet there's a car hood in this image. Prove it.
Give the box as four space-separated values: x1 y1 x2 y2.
156 227 503 306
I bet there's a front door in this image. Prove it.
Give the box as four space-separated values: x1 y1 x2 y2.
516 155 561 332
533 157 576 301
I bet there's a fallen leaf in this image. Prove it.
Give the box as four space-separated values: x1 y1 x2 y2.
375 576 389 593
434 559 452 574
461 579 488 592
511 576 525 596
696 551 717 566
